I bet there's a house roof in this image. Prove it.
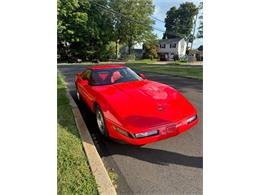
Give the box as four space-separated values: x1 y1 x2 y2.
159 37 183 43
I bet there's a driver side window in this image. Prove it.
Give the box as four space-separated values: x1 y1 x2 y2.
82 70 91 80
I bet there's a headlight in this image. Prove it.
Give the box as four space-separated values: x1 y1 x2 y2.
187 115 197 124
113 126 134 138
134 130 159 138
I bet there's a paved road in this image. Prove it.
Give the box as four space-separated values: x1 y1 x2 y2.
58 65 203 195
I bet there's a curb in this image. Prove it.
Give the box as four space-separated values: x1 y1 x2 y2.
66 90 117 195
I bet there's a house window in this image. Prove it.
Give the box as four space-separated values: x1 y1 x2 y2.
160 44 166 48
170 43 176 48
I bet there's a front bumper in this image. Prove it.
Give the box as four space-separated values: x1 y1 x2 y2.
106 115 199 145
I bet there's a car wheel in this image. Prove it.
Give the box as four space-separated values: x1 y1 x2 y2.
76 88 81 101
95 105 108 137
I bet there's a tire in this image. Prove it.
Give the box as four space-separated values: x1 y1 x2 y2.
76 88 81 101
95 105 108 137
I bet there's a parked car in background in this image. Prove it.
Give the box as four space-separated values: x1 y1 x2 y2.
91 59 100 63
68 56 82 63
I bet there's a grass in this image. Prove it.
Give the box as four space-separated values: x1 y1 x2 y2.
126 59 189 65
126 59 158 64
57 74 98 195
108 169 119 189
57 58 202 80
168 60 188 65
126 64 203 80
58 58 200 67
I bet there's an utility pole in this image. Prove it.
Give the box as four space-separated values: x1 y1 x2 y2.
115 39 118 59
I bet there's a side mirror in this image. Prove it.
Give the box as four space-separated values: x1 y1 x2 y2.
139 73 145 79
80 80 89 85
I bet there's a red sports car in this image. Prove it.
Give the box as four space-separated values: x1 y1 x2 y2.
75 64 198 145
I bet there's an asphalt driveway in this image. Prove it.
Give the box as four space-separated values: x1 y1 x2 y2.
58 65 203 195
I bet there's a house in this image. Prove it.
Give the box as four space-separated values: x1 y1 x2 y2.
158 38 187 61
119 45 143 60
133 49 143 59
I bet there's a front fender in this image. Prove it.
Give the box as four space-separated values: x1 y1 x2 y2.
93 93 110 112
95 94 124 128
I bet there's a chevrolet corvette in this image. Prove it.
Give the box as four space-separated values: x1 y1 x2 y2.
75 64 198 145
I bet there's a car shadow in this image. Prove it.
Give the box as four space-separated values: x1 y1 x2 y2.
102 141 203 169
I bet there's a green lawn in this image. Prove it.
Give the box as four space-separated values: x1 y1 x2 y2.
128 59 190 65
57 60 202 80
126 59 189 65
126 64 203 80
126 59 158 64
57 74 98 195
58 59 187 66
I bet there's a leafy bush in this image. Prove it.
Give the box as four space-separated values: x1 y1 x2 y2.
143 43 158 60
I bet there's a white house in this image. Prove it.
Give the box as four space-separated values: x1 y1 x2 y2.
158 38 187 60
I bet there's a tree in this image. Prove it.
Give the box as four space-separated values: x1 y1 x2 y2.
143 43 158 60
109 0 155 55
99 41 117 60
142 33 158 59
57 0 89 61
85 0 115 60
58 0 115 61
58 0 156 61
163 2 198 42
197 2 203 38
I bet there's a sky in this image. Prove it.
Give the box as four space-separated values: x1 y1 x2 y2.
152 0 203 49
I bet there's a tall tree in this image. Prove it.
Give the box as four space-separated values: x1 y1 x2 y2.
57 0 89 60
58 0 114 61
142 33 159 59
109 0 154 55
163 2 198 42
143 43 158 60
197 2 203 39
84 0 114 60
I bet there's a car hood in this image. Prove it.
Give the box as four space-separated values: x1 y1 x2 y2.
94 80 197 132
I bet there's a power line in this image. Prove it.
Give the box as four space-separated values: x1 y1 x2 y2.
87 0 198 40
151 16 165 24
88 0 166 33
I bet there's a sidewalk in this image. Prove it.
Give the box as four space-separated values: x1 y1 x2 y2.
185 61 203 66
153 61 203 66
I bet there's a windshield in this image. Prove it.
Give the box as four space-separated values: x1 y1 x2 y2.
91 67 142 86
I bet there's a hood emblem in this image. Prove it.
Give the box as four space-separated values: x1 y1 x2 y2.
157 105 165 112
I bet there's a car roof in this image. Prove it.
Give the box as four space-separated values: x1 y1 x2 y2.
89 64 126 70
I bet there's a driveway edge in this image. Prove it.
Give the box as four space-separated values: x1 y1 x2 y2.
66 90 117 195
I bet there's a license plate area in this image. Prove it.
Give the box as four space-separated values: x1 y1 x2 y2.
166 125 177 134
